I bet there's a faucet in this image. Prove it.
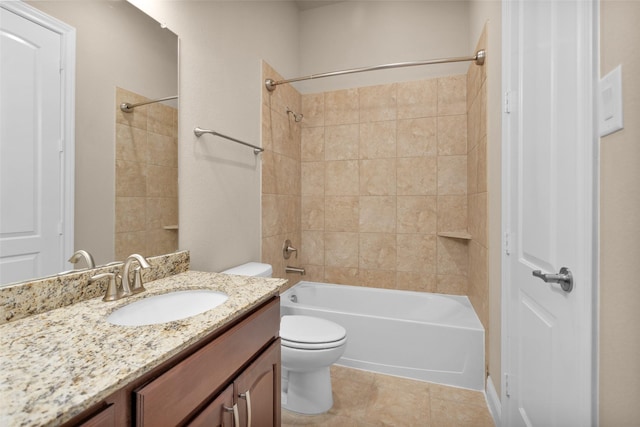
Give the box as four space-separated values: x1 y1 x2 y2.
121 254 151 296
68 249 96 269
90 272 120 302
285 266 306 275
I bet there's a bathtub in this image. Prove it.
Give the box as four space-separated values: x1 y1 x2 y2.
280 281 485 391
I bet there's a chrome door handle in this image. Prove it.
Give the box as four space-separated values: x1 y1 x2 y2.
532 267 573 292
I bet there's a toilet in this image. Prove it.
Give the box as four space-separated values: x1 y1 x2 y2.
221 262 347 415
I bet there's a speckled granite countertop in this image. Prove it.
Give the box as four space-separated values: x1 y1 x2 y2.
0 271 287 427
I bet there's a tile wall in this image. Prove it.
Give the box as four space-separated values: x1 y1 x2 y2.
297 76 469 293
115 88 179 261
261 63 303 285
466 27 490 368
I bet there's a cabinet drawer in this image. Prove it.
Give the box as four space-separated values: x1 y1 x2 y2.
76 404 115 427
135 298 279 426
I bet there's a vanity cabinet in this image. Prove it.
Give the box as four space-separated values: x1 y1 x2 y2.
188 341 280 427
65 297 280 427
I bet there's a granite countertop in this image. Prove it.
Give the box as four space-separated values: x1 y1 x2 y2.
0 271 287 427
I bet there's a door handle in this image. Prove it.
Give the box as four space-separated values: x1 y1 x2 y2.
532 267 573 292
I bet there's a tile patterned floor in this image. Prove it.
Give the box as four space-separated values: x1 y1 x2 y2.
282 366 495 427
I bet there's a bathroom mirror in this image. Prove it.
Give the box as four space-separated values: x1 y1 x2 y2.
1 0 178 287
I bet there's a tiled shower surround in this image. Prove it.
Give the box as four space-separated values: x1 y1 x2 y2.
115 88 179 261
262 44 487 301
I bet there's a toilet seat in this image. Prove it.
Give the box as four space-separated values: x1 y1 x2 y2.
280 315 346 350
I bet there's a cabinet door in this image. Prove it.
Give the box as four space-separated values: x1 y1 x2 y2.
76 404 115 427
187 384 234 427
234 340 281 427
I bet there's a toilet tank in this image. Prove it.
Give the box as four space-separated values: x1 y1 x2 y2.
221 262 273 278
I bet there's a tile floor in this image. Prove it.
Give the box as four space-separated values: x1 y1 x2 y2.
282 366 494 427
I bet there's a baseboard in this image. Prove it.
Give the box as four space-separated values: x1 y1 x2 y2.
486 375 501 426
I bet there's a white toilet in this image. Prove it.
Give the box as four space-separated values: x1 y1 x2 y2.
221 262 347 415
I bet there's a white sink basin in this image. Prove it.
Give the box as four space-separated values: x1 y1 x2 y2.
107 289 229 326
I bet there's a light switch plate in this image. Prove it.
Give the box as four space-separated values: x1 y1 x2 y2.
599 65 624 137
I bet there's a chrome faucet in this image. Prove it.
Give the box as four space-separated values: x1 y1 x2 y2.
68 249 96 269
121 254 151 296
90 272 120 302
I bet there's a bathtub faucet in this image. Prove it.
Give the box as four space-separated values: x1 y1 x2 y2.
285 266 306 275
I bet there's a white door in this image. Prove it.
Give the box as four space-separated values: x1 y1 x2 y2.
502 0 596 426
0 3 75 285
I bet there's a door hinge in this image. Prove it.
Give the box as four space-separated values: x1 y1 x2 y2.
504 232 511 256
504 91 512 114
505 373 511 398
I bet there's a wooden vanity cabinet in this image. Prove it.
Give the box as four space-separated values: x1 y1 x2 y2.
188 340 280 427
135 298 281 426
65 297 280 427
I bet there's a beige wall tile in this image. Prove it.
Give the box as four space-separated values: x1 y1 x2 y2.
301 127 325 162
262 194 283 237
146 197 178 230
262 106 273 152
147 165 178 198
115 231 147 261
359 83 397 123
396 271 437 293
116 87 148 130
397 196 437 234
325 89 359 125
147 229 178 257
397 78 438 119
437 236 469 276
262 234 286 279
396 157 437 195
325 231 359 268
396 234 436 273
301 230 325 266
262 150 277 195
148 133 177 167
301 92 325 128
359 269 397 289
467 145 478 195
116 124 147 162
301 195 325 230
397 117 437 157
359 233 396 270
273 153 300 196
437 75 467 116
359 158 396 195
437 195 468 232
115 197 146 233
359 196 396 233
325 160 359 196
300 264 324 282
148 103 175 137
436 274 468 295
438 115 467 156
359 121 397 159
301 161 325 195
325 124 359 160
468 192 487 247
116 159 146 197
477 136 487 193
324 266 359 286
325 196 359 232
437 155 467 195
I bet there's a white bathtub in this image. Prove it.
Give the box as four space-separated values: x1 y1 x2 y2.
280 281 485 391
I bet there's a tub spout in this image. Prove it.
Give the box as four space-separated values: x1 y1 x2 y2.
285 266 306 275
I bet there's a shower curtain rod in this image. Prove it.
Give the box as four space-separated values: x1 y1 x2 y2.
120 95 178 113
265 49 485 92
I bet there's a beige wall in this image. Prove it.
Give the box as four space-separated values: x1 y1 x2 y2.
28 1 178 266
127 1 300 272
599 1 640 424
297 1 471 93
296 76 471 292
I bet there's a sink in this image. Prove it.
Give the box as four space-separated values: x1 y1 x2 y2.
107 289 229 326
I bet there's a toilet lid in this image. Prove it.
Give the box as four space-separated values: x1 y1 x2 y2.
280 315 346 344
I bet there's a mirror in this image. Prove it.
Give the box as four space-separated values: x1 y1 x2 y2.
1 0 178 286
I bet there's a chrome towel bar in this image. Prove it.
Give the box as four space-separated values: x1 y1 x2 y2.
194 127 264 155
120 95 178 113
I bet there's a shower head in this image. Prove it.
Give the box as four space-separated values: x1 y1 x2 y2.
286 107 303 122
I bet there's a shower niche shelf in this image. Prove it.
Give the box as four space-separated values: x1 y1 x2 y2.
437 231 472 240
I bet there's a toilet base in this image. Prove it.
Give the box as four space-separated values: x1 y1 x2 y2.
281 367 333 414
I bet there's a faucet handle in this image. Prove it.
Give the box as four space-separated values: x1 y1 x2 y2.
131 266 146 294
90 272 119 302
283 239 298 259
